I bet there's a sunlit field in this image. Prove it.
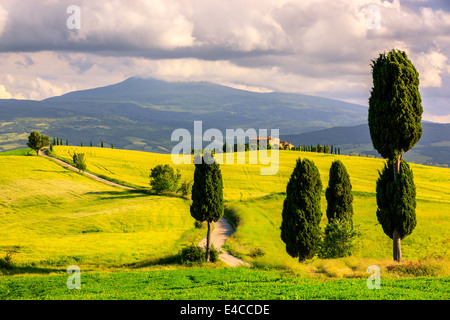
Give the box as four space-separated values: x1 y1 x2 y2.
0 147 448 299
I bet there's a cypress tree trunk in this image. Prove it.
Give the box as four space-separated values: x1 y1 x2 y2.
392 153 402 262
393 154 402 182
206 221 212 262
393 228 402 262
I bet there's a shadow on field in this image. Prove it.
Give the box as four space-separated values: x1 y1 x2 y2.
0 265 65 276
85 189 190 201
85 189 151 200
122 254 181 269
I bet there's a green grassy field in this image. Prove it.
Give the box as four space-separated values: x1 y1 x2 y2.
0 155 203 269
0 146 449 300
1 267 448 300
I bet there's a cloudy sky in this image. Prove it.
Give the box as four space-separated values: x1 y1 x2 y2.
0 0 449 123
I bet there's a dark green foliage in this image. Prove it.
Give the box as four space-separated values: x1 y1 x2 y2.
322 160 355 258
223 205 241 230
149 164 181 193
26 131 49 155
190 154 224 261
209 245 220 263
280 158 322 262
101 141 104 148
179 245 205 265
90 140 93 147
325 160 353 222
177 179 193 198
80 141 83 147
72 152 86 172
190 154 224 224
368 49 423 160
319 219 359 259
376 160 417 240
66 140 68 146
178 244 220 265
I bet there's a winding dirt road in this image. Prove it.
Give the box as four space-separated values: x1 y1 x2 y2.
42 152 135 190
42 152 250 267
198 218 251 267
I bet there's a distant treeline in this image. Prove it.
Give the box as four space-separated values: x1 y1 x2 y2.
51 137 113 149
190 143 340 154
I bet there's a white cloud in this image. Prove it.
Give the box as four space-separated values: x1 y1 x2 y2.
0 4 7 36
0 0 449 121
66 0 197 50
423 113 450 124
0 85 13 99
415 50 450 87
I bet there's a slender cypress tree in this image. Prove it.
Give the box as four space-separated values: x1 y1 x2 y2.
320 160 355 258
190 153 224 261
280 158 322 262
368 49 422 261
325 160 353 222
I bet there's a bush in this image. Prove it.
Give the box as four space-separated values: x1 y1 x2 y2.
223 205 241 230
179 245 205 265
249 247 266 258
194 220 204 229
71 152 86 172
178 179 193 198
150 164 181 193
319 219 359 259
0 247 19 269
209 244 221 263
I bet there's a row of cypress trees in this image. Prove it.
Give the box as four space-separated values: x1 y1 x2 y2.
280 158 355 261
185 49 421 264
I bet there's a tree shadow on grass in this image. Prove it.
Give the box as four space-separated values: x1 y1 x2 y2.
121 254 181 269
84 189 152 200
85 189 189 201
0 264 66 276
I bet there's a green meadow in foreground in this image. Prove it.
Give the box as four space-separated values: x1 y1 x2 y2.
0 147 449 299
1 267 448 300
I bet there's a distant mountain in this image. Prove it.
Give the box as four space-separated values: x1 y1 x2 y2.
281 122 450 165
0 77 368 152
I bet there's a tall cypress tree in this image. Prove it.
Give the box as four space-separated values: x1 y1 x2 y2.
280 158 322 262
369 49 422 261
190 153 224 261
325 160 353 222
321 160 355 258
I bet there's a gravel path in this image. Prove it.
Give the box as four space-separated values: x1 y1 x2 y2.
198 218 251 267
43 152 249 267
42 153 135 190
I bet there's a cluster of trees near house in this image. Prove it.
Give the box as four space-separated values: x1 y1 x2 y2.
191 142 340 154
294 144 340 154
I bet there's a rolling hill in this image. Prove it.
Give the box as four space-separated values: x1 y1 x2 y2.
0 77 367 152
1 77 448 165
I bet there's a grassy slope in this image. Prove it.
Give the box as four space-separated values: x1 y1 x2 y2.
1 147 449 299
51 147 450 262
0 156 201 269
